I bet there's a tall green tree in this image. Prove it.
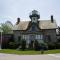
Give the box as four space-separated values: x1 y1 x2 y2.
0 23 12 34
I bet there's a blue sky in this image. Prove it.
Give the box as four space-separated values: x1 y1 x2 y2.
0 0 60 26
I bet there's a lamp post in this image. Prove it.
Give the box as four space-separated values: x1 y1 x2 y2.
0 30 3 50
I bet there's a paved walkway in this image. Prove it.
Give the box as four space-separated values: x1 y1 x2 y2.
0 53 60 60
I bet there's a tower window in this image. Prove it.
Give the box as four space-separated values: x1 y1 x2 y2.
32 17 37 23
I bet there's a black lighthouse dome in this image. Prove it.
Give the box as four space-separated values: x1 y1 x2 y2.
29 10 40 19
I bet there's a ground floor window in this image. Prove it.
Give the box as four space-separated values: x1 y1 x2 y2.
20 34 44 49
35 35 43 40
22 35 30 44
22 34 43 41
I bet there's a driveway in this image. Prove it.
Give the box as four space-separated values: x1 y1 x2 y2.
0 53 60 60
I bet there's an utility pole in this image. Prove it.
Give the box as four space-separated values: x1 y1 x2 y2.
0 30 3 50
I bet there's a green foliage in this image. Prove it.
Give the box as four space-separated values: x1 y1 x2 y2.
0 23 12 34
29 40 34 49
0 49 60 55
55 43 60 49
34 40 39 51
47 43 56 49
21 39 26 51
9 42 18 49
55 39 60 49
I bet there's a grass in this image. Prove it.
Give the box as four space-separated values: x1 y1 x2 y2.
0 49 60 55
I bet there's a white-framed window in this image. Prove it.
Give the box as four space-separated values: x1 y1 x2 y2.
22 35 26 40
22 35 25 39
22 35 30 44
40 35 43 40
27 35 30 44
35 35 43 40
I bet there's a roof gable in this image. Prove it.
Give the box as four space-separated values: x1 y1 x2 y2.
27 23 41 32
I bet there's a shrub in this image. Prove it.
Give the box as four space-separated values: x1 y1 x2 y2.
21 39 26 51
34 40 39 51
29 40 34 50
55 43 60 49
48 43 56 50
8 42 18 49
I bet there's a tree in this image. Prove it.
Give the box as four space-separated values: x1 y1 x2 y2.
0 23 12 34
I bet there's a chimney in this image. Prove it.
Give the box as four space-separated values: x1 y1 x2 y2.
16 18 20 24
51 15 54 23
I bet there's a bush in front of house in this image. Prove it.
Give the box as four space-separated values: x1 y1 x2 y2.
8 42 18 49
29 40 34 50
39 42 48 51
34 40 40 51
55 43 60 49
21 39 26 51
47 42 56 50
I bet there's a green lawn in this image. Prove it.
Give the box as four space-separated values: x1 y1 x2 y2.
0 49 60 55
